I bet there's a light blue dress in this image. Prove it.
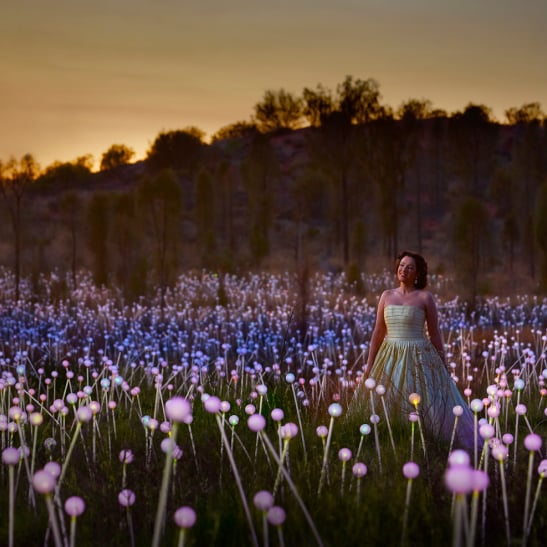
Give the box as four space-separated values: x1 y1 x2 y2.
365 305 474 449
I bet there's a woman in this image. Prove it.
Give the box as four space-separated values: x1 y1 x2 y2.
361 251 474 449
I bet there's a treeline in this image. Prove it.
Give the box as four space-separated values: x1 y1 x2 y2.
0 76 546 303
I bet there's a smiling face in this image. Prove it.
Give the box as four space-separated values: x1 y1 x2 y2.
397 255 417 286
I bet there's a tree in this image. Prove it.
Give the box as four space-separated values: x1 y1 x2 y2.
37 156 93 191
210 121 259 143
449 103 497 196
253 89 304 132
194 168 217 265
138 169 182 297
396 99 433 253
302 84 335 127
86 193 110 286
241 134 279 264
0 154 40 301
504 103 546 278
307 111 366 265
58 192 83 287
451 196 491 304
111 192 147 298
534 181 547 290
100 144 135 171
505 102 544 125
336 75 385 124
146 129 204 173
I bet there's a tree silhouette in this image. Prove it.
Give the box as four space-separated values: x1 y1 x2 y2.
253 89 304 132
504 103 546 279
138 169 182 297
58 192 83 287
146 129 204 174
100 144 135 171
534 181 547 290
336 75 386 124
0 154 40 301
302 84 335 127
194 168 217 266
396 99 433 253
451 196 491 304
86 193 110 286
241 133 279 265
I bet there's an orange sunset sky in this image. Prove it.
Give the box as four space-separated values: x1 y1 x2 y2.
1 0 546 171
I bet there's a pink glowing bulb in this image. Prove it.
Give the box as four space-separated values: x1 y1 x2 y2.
2 447 20 466
316 425 328 438
338 448 352 462
253 490 274 511
502 433 514 445
364 378 376 390
220 401 231 413
118 489 136 507
267 506 286 526
279 422 298 440
444 466 474 494
408 393 421 406
166 396 192 421
470 399 483 413
448 449 471 468
452 405 463 417
515 404 527 415
119 449 134 464
203 395 221 414
472 469 489 492
32 469 56 494
524 433 542 452
408 412 419 423
245 404 256 415
538 459 547 476
174 506 197 528
491 444 508 462
64 496 86 517
44 461 61 479
352 462 368 477
479 424 495 440
247 414 266 432
271 408 284 422
328 403 343 417
76 406 93 423
403 462 420 479
375 384 386 396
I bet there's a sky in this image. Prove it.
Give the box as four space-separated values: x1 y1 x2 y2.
1 0 546 170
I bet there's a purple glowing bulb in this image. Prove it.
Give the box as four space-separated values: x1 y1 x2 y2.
524 433 542 452
64 496 86 517
165 396 192 422
247 414 266 432
267 506 286 526
403 462 420 479
253 490 274 511
174 506 197 529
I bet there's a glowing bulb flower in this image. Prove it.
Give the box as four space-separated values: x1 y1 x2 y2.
253 490 274 511
174 506 197 528
64 496 86 517
165 397 192 422
118 489 136 507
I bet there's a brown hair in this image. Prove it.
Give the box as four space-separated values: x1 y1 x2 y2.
396 250 428 289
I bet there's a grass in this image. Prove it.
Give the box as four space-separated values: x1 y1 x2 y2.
0 269 546 546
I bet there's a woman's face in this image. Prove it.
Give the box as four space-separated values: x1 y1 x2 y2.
397 256 417 285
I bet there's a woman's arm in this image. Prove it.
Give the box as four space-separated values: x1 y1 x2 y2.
424 291 447 366
364 291 388 377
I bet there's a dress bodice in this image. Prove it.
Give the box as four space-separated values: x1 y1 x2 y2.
384 305 425 341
